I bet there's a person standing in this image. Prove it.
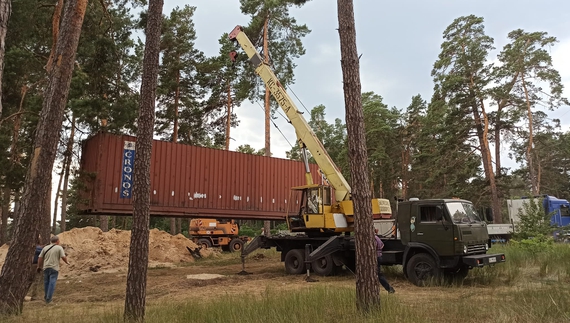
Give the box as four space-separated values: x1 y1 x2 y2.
374 229 395 294
28 242 44 300
36 235 69 304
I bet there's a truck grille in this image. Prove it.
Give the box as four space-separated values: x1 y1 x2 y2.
467 244 486 254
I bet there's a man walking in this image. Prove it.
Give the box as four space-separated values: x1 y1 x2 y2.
37 235 69 304
374 228 395 294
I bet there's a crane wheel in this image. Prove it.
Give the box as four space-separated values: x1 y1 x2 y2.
197 238 212 249
229 238 244 252
284 249 305 275
311 254 335 276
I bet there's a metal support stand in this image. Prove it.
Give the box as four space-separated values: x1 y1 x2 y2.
304 244 318 282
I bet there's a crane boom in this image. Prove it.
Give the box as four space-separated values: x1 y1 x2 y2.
229 25 351 202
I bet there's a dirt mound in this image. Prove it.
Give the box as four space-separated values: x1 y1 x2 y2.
0 227 217 276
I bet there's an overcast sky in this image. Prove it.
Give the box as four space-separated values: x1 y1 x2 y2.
164 0 570 166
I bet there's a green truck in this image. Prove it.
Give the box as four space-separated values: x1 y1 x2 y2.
241 196 506 286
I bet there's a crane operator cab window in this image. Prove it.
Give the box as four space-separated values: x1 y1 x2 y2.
304 186 331 215
306 188 321 214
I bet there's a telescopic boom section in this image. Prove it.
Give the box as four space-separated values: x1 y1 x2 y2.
229 25 351 202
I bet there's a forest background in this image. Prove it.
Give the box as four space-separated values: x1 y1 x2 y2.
0 0 569 241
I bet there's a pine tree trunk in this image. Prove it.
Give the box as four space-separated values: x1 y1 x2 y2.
494 109 501 176
522 76 538 195
52 165 64 233
0 0 11 117
262 15 272 237
225 81 232 150
123 0 163 320
169 64 180 235
170 218 176 235
0 187 8 245
472 98 502 224
0 0 87 314
337 0 380 312
100 216 108 232
60 114 75 233
41 184 52 244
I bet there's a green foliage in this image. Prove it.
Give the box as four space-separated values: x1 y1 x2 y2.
238 224 261 237
512 197 555 239
236 144 266 155
238 0 311 107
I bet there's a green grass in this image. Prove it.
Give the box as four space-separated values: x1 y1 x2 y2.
468 243 570 286
2 244 570 323
4 285 569 323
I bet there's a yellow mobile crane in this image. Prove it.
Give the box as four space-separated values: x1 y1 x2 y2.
230 26 505 282
229 26 391 235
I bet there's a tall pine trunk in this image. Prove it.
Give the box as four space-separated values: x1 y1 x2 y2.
0 0 11 116
473 98 502 224
0 0 87 314
262 15 272 237
337 0 380 312
123 0 163 320
170 58 180 235
0 187 8 245
522 76 538 195
52 165 64 233
60 114 75 233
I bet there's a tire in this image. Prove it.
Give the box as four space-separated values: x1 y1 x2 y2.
312 254 335 276
284 249 305 275
197 238 212 249
406 253 441 286
228 238 244 252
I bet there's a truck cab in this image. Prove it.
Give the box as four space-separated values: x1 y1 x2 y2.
393 199 505 285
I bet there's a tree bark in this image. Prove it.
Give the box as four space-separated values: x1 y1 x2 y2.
0 0 87 314
52 164 64 233
100 216 109 232
45 0 64 73
60 114 75 233
521 76 537 195
123 0 163 321
337 0 380 312
170 217 176 235
0 0 11 117
225 81 232 150
473 97 502 224
169 64 180 235
0 187 8 245
262 15 272 236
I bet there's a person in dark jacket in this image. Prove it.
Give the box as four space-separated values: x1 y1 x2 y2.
374 228 395 293
28 242 44 300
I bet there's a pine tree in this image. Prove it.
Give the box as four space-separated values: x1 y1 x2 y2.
337 0 380 312
0 0 87 314
432 15 502 223
495 29 568 194
123 0 163 320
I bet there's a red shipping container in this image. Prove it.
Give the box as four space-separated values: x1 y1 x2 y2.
79 132 322 220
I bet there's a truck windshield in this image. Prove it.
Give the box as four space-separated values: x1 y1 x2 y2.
447 202 482 224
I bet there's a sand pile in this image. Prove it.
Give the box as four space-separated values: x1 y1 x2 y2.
0 227 215 276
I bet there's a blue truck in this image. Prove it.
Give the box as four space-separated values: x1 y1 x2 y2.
487 195 570 241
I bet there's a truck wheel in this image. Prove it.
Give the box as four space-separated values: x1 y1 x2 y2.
284 249 305 275
229 238 244 252
197 238 212 249
312 254 335 276
406 253 441 286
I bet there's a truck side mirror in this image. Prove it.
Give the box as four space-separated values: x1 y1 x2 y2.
435 213 443 221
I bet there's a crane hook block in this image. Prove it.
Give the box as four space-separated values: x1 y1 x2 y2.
229 51 238 63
